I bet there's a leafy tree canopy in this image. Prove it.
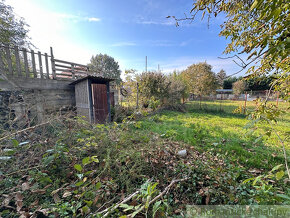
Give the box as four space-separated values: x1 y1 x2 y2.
136 71 168 102
233 80 246 95
246 75 274 91
88 54 121 83
0 0 31 47
181 62 218 96
223 76 240 89
216 69 226 88
171 0 289 100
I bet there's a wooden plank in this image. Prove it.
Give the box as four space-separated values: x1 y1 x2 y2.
14 46 22 76
50 47 56 79
45 53 50 79
54 58 88 68
55 73 72 76
71 63 75 79
31 50 37 78
0 49 4 72
23 49 30 77
55 68 73 72
55 63 72 69
38 51 44 79
5 47 13 75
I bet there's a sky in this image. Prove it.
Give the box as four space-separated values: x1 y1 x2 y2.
6 0 244 77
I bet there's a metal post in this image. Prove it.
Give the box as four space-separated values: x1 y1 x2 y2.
107 81 111 122
244 91 247 114
136 82 139 109
88 79 94 123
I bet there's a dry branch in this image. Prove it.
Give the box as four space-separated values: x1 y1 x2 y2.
0 121 51 141
127 177 188 217
99 190 140 217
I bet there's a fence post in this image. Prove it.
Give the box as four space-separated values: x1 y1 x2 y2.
23 48 29 78
0 48 4 73
44 53 50 79
71 63 75 79
276 91 279 107
5 46 13 75
244 91 247 114
14 46 22 77
31 50 37 78
38 51 44 79
50 47 56 79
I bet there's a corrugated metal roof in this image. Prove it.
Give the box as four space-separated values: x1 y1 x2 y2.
70 75 114 85
216 89 233 92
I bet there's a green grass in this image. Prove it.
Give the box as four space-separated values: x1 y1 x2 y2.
139 101 290 171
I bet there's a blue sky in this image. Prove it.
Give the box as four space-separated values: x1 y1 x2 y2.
7 0 243 77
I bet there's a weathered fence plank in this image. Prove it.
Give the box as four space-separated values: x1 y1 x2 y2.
5 47 13 75
14 46 22 77
1 45 93 81
31 50 37 78
50 47 56 79
23 49 30 78
54 58 88 68
0 49 4 72
38 51 44 79
45 53 50 79
71 63 76 79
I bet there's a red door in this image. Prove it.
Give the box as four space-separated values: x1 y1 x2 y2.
92 84 108 123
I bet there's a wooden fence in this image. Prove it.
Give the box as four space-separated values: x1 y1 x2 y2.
0 45 92 80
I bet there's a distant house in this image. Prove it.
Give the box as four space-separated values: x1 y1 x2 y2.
216 89 234 100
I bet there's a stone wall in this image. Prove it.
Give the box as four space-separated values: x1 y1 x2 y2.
0 77 75 128
0 76 119 128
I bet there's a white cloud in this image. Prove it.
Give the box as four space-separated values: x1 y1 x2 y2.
156 56 243 76
87 17 101 22
111 42 137 47
5 0 100 64
137 19 175 26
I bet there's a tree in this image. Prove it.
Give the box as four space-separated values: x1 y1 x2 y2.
181 62 218 97
0 0 31 47
166 72 188 105
216 69 226 88
136 71 169 107
171 0 290 182
170 0 289 100
223 76 239 89
233 80 246 96
88 54 121 82
245 76 274 91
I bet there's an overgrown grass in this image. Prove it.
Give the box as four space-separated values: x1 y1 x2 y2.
0 100 289 216
139 101 290 170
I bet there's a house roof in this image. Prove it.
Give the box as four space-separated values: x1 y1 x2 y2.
70 75 114 85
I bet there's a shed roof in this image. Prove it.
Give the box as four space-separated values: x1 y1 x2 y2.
70 75 114 85
216 89 233 93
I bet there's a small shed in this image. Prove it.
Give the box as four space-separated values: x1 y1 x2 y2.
70 76 114 123
216 89 234 100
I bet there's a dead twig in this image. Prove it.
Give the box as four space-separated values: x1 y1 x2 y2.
4 165 41 176
127 177 188 217
101 190 140 217
0 121 51 141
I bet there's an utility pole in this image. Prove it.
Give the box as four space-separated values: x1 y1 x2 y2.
136 82 139 109
145 56 147 73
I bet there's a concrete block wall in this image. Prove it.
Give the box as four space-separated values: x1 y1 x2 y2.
0 76 119 127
